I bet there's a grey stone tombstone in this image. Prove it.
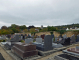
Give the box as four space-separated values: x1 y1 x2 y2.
76 35 79 42
25 38 33 44
36 38 42 43
44 35 53 51
11 35 21 42
63 34 67 39
71 34 76 43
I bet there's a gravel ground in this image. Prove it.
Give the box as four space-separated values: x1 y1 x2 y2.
0 46 13 60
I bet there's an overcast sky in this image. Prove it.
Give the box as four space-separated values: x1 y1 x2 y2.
0 0 79 27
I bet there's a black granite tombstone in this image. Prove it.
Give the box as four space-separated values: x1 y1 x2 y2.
62 37 70 45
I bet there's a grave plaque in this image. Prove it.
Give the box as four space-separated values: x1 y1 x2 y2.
63 34 67 39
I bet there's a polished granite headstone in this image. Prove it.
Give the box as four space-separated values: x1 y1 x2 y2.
76 35 79 42
62 37 70 45
71 35 76 43
11 43 38 59
33 35 53 51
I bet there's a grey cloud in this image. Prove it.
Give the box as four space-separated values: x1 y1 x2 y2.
0 0 79 27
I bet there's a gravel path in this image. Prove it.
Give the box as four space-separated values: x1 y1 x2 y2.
0 46 13 60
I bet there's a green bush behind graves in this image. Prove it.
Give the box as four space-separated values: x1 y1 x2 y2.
56 30 67 35
21 40 25 42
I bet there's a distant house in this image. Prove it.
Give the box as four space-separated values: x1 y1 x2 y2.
66 27 79 30
66 28 69 31
27 25 35 31
35 29 39 32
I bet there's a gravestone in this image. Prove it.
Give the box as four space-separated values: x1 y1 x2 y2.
51 34 54 38
71 35 76 43
25 38 33 44
76 35 79 42
63 34 67 39
0 53 5 60
62 37 70 45
27 34 31 38
11 35 21 42
33 35 53 51
4 35 22 50
44 35 53 51
11 43 38 59
36 38 42 43
41 34 45 39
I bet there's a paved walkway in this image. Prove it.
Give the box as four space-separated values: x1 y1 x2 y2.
0 46 13 60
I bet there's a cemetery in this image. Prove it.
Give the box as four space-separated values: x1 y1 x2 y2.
0 33 79 60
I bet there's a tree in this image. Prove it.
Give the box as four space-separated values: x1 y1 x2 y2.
30 28 35 33
20 25 27 30
1 26 8 29
39 28 48 32
47 26 57 31
23 29 28 33
11 28 20 33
